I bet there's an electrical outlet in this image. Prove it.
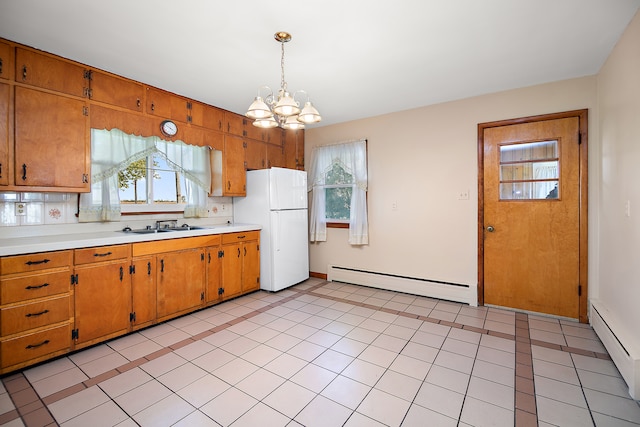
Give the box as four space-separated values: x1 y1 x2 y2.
221 204 226 211
458 190 470 200
392 201 398 211
15 202 27 216
625 200 631 217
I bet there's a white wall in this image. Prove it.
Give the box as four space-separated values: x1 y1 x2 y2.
596 11 640 347
306 76 598 306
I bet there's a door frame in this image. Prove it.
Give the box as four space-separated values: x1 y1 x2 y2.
477 109 589 323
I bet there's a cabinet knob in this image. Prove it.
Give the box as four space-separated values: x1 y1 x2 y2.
486 225 495 232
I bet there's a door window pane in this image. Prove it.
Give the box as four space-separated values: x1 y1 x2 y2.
499 140 559 200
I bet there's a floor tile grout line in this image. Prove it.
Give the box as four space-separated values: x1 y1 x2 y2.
0 280 609 426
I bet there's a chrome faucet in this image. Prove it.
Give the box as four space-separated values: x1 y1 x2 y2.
155 219 178 230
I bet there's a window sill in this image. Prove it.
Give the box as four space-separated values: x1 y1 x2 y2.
327 222 349 229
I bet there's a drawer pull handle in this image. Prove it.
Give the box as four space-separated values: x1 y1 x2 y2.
94 251 113 257
120 266 124 281
26 340 50 350
237 235 246 239
26 283 50 290
25 259 50 266
25 310 49 318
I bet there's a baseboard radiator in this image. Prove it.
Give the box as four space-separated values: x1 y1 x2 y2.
590 299 640 399
327 265 476 307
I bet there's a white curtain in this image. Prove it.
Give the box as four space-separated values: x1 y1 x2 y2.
79 128 211 222
308 139 368 245
533 161 558 199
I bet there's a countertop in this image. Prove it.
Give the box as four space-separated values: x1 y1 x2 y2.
0 223 261 257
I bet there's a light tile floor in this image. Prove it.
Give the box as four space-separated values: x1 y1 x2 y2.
1 278 639 426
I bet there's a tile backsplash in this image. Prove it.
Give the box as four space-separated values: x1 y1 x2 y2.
0 193 234 229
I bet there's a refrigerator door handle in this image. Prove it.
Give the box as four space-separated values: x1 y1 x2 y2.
274 211 280 252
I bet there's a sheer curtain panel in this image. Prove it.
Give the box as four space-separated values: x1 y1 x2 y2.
79 128 211 222
308 139 368 245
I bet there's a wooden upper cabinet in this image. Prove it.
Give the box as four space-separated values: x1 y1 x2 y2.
88 70 144 112
223 134 246 196
0 41 13 80
265 127 283 145
14 87 89 191
245 139 266 170
224 111 245 136
0 82 8 186
189 101 224 131
284 129 305 170
267 142 285 169
146 87 189 123
15 48 87 98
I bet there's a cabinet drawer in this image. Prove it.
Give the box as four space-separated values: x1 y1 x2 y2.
0 251 72 276
1 295 71 336
133 235 222 256
1 271 70 304
1 323 71 369
75 244 130 265
221 231 260 245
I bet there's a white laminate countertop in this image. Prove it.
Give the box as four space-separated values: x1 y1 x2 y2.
0 223 261 257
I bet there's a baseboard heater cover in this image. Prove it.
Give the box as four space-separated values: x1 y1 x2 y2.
327 265 477 307
590 299 640 399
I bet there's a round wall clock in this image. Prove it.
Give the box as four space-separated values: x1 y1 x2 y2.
160 120 178 137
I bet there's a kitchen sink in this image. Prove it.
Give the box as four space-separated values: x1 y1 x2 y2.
121 224 207 234
121 227 173 234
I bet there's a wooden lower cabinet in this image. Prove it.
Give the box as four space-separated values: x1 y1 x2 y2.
156 248 205 321
131 256 156 330
0 250 73 373
73 250 131 350
0 231 260 373
221 231 260 298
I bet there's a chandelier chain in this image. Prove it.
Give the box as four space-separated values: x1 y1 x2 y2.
280 41 286 92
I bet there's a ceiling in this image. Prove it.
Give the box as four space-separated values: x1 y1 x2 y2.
1 0 639 127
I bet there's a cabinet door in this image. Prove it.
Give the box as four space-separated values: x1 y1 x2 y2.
14 87 89 190
89 70 144 112
242 241 261 293
131 257 156 329
0 41 13 80
0 82 8 186
189 101 224 131
146 87 189 123
267 143 285 169
221 243 243 299
156 249 205 320
223 134 246 196
245 139 266 170
205 247 222 304
224 112 245 136
264 127 283 145
284 130 305 170
74 261 131 347
16 48 87 97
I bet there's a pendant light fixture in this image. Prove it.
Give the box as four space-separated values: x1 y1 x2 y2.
246 32 322 130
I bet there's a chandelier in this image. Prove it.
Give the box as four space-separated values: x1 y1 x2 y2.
245 32 322 130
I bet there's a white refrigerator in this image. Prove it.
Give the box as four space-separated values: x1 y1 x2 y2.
233 168 309 292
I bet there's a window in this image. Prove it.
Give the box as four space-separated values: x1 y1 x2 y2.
79 129 211 222
499 140 559 200
118 153 188 212
308 139 368 245
324 162 353 222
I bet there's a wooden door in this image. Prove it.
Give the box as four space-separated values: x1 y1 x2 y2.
131 257 156 329
479 110 588 321
0 41 12 80
245 139 266 170
156 249 204 319
14 87 89 190
74 261 131 347
89 70 144 112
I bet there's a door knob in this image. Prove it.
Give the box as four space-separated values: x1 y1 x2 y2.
486 225 495 232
